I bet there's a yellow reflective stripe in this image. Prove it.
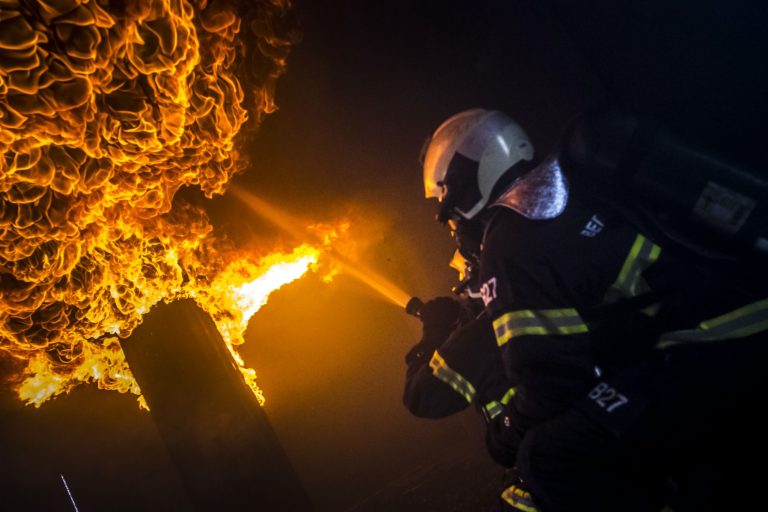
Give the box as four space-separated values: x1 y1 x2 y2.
501 484 540 512
700 298 768 330
500 387 517 405
608 234 662 300
481 387 517 421
483 400 503 420
493 308 588 346
657 298 768 349
429 351 476 403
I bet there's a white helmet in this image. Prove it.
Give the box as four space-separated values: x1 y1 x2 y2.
422 109 534 220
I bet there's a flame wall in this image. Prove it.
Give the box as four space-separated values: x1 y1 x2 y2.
0 0 296 404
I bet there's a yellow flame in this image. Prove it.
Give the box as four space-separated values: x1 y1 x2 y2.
225 249 319 340
190 244 326 404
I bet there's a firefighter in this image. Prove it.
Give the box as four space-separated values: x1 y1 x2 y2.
418 108 768 511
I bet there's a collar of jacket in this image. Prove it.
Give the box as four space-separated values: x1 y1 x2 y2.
491 154 569 220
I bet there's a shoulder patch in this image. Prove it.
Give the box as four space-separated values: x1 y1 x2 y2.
480 277 498 306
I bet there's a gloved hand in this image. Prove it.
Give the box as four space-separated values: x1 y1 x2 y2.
486 402 524 468
405 297 461 366
418 296 461 341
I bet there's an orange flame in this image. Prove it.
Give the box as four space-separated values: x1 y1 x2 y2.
190 241 340 405
0 0 301 407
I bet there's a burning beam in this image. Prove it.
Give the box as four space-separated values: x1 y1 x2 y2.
229 185 412 308
121 298 312 510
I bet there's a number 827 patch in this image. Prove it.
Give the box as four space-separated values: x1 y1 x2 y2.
480 277 497 306
579 379 647 436
588 382 629 413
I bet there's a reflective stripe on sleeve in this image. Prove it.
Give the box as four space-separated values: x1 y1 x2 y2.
493 308 588 346
657 298 768 349
501 484 540 512
481 387 517 421
429 350 476 403
606 234 662 300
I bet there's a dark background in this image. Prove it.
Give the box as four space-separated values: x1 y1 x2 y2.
1 1 765 510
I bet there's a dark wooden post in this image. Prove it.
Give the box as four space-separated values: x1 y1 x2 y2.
121 299 312 511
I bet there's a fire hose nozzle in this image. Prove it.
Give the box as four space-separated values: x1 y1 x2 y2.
405 297 424 317
451 276 472 295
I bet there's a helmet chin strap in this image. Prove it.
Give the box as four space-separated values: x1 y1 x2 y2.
435 177 461 224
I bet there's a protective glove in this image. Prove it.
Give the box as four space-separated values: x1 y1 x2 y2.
405 296 461 365
486 402 524 468
419 296 461 341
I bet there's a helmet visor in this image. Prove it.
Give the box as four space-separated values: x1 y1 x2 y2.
423 109 487 199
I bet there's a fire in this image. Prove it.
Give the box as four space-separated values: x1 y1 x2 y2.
190 242 338 405
212 247 321 347
0 0 303 407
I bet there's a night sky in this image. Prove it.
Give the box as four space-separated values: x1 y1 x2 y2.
1 1 765 511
